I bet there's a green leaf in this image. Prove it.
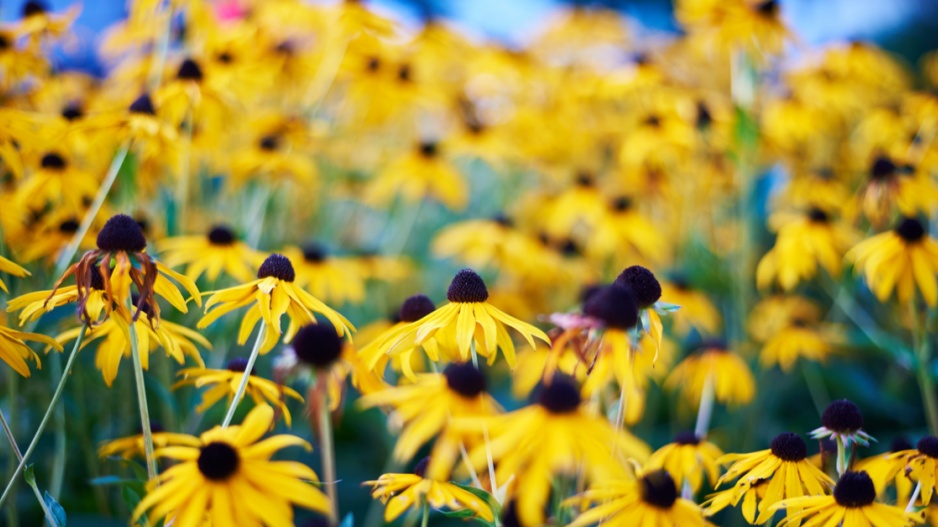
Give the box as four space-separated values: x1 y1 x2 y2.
43 491 67 527
122 485 146 526
440 509 477 519
450 482 501 526
654 302 681 313
23 465 36 486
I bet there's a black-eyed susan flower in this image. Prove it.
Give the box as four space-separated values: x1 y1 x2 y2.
771 470 923 526
660 277 722 337
174 357 304 426
665 341 756 407
865 436 938 506
198 253 353 354
277 322 356 416
716 432 834 523
16 151 99 216
565 469 707 527
365 457 495 523
614 266 670 353
759 317 840 372
229 128 318 188
281 243 367 306
646 431 724 493
704 478 770 524
0 256 29 293
857 437 915 503
13 1 80 49
811 400 875 449
0 315 60 377
359 362 500 478
8 265 109 325
158 225 259 283
846 217 938 307
132 404 331 527
98 422 199 460
365 140 468 211
454 375 650 526
858 156 938 227
377 269 549 368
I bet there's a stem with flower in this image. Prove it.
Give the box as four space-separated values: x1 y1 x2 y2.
125 297 158 481
694 373 715 439
221 326 267 428
0 325 87 510
907 481 922 512
0 410 59 526
317 370 339 526
909 299 938 436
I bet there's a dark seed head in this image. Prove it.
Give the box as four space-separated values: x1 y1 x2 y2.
770 432 808 462
890 436 913 453
257 254 295 281
301 243 327 263
696 101 713 130
756 0 779 16
537 374 581 414
225 357 254 374
575 171 594 187
807 208 830 223
129 93 156 115
207 225 236 246
697 338 728 353
673 431 699 446
59 219 80 233
97 214 147 252
177 58 204 81
446 269 488 303
297 516 331 527
492 213 512 227
419 141 438 158
413 456 430 478
583 284 639 329
443 362 486 398
821 400 864 433
501 501 524 527
611 196 633 212
22 1 47 17
197 442 240 481
614 266 661 307
399 294 435 322
917 436 938 458
0 34 10 50
895 218 926 242
833 471 877 508
61 104 83 121
216 52 233 64
870 156 896 180
644 115 661 128
258 135 279 151
640 470 678 509
366 56 380 71
40 152 66 170
292 323 343 369
398 64 412 82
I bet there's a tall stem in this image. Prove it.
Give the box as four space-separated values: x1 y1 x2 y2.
420 499 430 527
0 411 58 526
221 326 266 428
317 371 338 526
694 373 715 439
0 326 86 510
835 437 847 476
127 308 157 481
907 482 922 512
910 301 938 435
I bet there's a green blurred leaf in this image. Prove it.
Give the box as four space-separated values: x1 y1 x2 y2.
43 491 67 527
122 485 146 526
450 482 501 526
24 465 35 486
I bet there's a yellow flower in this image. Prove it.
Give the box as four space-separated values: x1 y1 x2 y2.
8 210 102 265
855 437 915 503
132 404 330 527
846 217 938 307
565 469 707 527
858 156 938 226
0 318 61 377
229 128 318 188
7 265 110 325
13 2 80 49
716 432 834 523
98 425 200 460
359 363 499 478
16 150 100 216
280 244 367 306
155 57 235 143
759 321 839 372
865 436 938 506
588 195 669 265
158 225 259 283
174 360 304 426
0 255 29 293
666 342 755 406
660 278 722 337
646 432 724 493
771 471 923 527
454 375 650 526
704 478 769 524
198 253 353 354
373 269 548 368
365 141 467 211
365 458 494 523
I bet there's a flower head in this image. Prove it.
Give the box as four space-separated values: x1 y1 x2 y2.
646 431 724 493
811 399 874 448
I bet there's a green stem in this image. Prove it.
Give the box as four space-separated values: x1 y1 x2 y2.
127 308 157 481
48 351 65 499
317 372 338 526
420 499 430 527
835 437 846 476
910 301 938 436
0 325 86 510
694 373 715 439
0 410 58 526
54 144 130 277
5 375 18 527
907 481 922 512
221 326 266 428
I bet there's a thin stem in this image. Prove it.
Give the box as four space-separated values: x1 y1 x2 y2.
420 498 430 527
910 300 938 436
146 4 174 90
173 112 194 236
6 375 18 527
317 372 338 526
835 437 846 477
54 144 130 276
694 374 715 439
458 442 483 489
128 309 158 481
221 326 266 428
0 411 58 527
907 481 922 512
0 326 86 510
49 351 65 498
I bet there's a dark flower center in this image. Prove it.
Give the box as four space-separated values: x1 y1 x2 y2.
59 219 80 233
443 362 486 398
559 238 580 256
207 225 236 245
302 243 326 263
611 196 633 212
225 357 254 374
697 339 729 354
97 214 147 252
917 436 938 458
583 284 639 329
259 135 279 151
447 269 489 303
413 456 430 478
40 153 66 170
640 470 678 509
257 254 295 281
890 436 913 452
197 442 240 481
399 294 435 322
833 471 876 508
538 375 581 414
89 265 105 291
575 171 594 187
673 431 699 446
821 400 864 433
297 516 331 527
696 101 712 130
644 115 661 128
292 323 343 368
807 208 830 223
492 213 512 227
129 93 156 115
0 34 10 50
501 501 523 527
177 58 204 81
870 156 896 180
398 64 412 82
895 218 926 242
614 266 661 307
756 0 779 16
61 104 83 121
770 432 808 461
366 56 380 72
22 1 46 17
419 142 439 158
216 52 233 64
